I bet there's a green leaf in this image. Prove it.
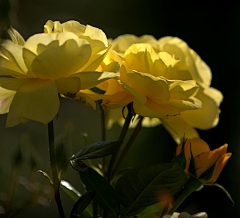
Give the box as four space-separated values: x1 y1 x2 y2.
60 180 81 202
70 190 96 218
79 168 120 216
115 163 187 215
134 202 165 218
70 159 89 172
206 183 235 206
71 141 122 161
188 143 196 177
37 170 53 184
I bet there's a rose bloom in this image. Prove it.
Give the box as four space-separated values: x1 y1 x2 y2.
176 138 231 184
0 21 118 127
94 43 202 132
104 35 223 143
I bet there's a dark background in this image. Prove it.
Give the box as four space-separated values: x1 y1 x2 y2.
0 0 239 217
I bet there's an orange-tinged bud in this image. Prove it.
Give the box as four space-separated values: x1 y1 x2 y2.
176 138 231 183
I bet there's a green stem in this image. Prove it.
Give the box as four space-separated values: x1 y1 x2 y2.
107 104 133 182
168 177 202 215
98 101 107 175
48 121 65 218
113 116 143 175
98 100 108 217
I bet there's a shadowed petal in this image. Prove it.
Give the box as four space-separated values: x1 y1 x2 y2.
6 79 59 127
161 115 199 144
72 71 119 90
31 39 91 80
0 87 15 114
180 87 223 129
55 77 81 94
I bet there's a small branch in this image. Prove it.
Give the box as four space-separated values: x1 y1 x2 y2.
98 101 107 175
107 104 133 182
113 116 143 174
48 120 65 218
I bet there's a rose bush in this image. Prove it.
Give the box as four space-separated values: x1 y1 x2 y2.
0 20 118 127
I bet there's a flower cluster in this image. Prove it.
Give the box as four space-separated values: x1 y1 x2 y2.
0 21 222 143
96 35 223 143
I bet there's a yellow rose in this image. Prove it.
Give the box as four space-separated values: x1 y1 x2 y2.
111 34 158 54
0 27 25 115
102 34 222 143
176 138 231 184
158 37 223 143
94 43 201 126
0 21 118 127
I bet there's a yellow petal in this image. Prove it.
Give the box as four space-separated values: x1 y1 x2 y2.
44 20 54 33
169 80 199 100
53 21 63 33
31 39 91 79
133 100 166 119
176 138 210 158
209 149 231 183
112 34 158 53
72 71 119 90
74 91 96 110
0 42 27 73
167 69 193 81
0 87 15 114
102 91 133 110
62 21 108 54
158 37 211 87
168 97 202 111
161 115 199 144
0 77 26 90
190 49 212 87
118 80 147 104
180 87 223 129
145 98 180 115
24 32 79 54
22 48 37 77
6 79 59 127
36 40 60 55
7 27 25 46
0 65 27 78
195 145 229 182
83 45 111 71
158 52 179 68
55 77 81 94
0 54 24 74
128 70 170 100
